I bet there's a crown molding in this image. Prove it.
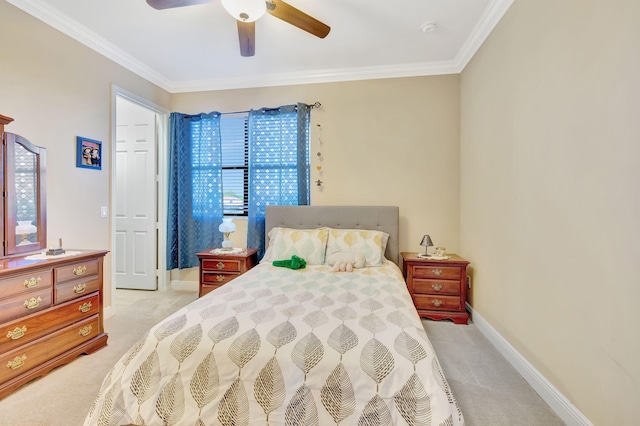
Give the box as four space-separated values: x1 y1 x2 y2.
454 0 515 72
8 0 513 93
168 60 460 93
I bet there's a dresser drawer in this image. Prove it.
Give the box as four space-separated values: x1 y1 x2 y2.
201 258 243 273
413 294 462 312
0 287 52 324
55 277 101 304
0 269 52 299
54 259 100 284
412 265 461 280
413 279 460 296
0 293 99 353
0 315 99 384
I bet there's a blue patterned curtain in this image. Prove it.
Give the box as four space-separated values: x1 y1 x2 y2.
247 103 311 258
167 112 224 269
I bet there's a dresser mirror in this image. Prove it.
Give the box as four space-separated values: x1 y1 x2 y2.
0 114 47 257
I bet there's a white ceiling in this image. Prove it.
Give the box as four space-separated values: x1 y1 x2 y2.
7 0 513 93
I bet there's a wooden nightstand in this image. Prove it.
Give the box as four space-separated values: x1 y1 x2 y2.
196 248 258 297
401 252 470 325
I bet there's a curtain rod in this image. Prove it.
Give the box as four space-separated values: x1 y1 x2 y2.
220 102 321 116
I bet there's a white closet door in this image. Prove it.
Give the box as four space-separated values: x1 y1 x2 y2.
115 97 157 290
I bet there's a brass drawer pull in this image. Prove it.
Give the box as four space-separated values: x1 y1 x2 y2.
73 283 87 294
78 302 92 313
432 299 443 307
7 326 27 340
7 355 26 370
216 275 225 282
73 265 87 276
216 261 225 270
432 269 442 276
432 283 442 291
23 297 42 309
23 277 41 289
79 325 93 337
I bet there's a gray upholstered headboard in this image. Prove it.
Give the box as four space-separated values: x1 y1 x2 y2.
265 205 400 265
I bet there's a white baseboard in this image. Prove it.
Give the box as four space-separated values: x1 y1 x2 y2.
467 303 593 426
103 304 113 320
169 279 199 292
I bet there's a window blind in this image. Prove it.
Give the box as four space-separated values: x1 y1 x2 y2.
220 113 249 215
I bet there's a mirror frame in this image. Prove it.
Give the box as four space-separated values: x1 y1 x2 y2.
4 133 47 256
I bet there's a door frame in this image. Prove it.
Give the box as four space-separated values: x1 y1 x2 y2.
110 85 170 299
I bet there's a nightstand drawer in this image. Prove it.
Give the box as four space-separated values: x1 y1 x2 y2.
413 279 460 296
413 295 462 311
200 284 222 297
201 258 242 273
202 272 239 285
412 265 461 280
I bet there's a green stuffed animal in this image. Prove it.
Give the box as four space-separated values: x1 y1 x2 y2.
272 255 307 270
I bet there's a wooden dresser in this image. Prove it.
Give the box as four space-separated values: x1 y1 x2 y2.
0 250 108 399
196 248 258 297
402 252 470 325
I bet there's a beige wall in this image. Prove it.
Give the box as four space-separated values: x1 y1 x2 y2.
170 77 461 282
460 0 640 423
0 2 172 307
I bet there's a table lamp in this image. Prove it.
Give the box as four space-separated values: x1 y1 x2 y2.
418 234 433 258
219 218 236 250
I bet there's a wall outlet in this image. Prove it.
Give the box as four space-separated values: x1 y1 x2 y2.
466 274 471 288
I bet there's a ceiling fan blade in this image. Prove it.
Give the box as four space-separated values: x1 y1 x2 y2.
237 21 256 57
267 0 330 39
146 0 213 10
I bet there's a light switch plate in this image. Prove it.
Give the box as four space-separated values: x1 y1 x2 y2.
100 206 108 218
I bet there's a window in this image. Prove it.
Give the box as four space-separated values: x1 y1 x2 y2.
167 104 312 268
220 113 249 216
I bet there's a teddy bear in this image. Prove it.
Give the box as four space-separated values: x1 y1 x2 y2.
326 250 366 272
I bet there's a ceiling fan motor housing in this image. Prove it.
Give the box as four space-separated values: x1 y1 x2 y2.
221 0 266 22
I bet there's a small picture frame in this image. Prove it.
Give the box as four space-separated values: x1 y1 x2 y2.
76 136 102 170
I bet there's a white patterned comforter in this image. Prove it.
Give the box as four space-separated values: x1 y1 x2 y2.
85 261 464 426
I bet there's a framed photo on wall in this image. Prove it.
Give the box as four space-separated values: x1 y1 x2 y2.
76 136 102 170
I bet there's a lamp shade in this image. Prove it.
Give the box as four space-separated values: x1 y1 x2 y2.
218 218 236 233
16 220 37 235
420 235 434 247
221 0 266 22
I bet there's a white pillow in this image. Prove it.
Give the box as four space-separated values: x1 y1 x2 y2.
325 228 390 267
261 227 329 265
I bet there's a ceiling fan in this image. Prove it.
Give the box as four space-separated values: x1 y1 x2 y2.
146 0 331 57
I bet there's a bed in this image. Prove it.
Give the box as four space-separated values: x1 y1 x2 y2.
84 206 464 426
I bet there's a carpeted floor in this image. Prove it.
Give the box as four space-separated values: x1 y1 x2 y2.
422 320 565 425
0 288 564 425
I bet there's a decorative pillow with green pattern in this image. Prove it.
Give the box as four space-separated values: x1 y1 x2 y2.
326 228 389 266
261 227 329 265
